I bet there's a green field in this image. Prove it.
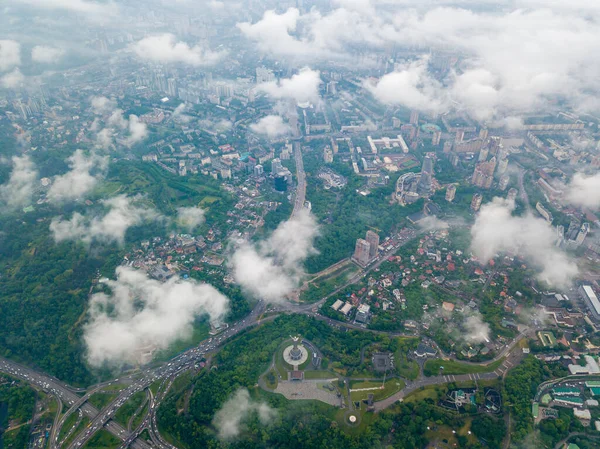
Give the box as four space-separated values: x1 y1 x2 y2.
81 429 121 449
403 385 442 403
300 263 359 303
87 392 118 410
114 391 147 428
349 379 405 402
424 358 504 376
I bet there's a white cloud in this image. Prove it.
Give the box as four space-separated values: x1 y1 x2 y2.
84 266 229 367
239 3 600 119
0 40 21 71
564 172 600 210
364 58 447 114
125 114 148 146
47 150 108 203
257 68 322 105
213 389 275 440
31 45 65 64
1 69 24 89
0 155 38 210
131 33 225 66
198 118 233 132
470 197 577 289
90 96 117 115
229 210 319 302
50 195 162 245
176 206 205 232
14 0 118 16
249 115 292 138
462 312 490 344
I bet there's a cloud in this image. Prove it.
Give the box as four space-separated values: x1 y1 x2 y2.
229 210 319 302
564 172 600 210
131 33 225 66
91 96 117 115
1 69 24 89
0 155 38 210
249 115 292 138
198 118 233 132
176 206 205 232
50 195 162 245
239 3 600 119
364 58 447 114
417 216 449 232
47 150 108 203
0 40 21 71
31 45 65 64
213 389 275 440
84 266 229 367
257 68 322 105
14 0 118 16
92 103 148 149
470 197 577 289
125 115 148 146
462 312 490 344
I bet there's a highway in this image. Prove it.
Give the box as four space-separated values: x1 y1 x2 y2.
292 140 307 218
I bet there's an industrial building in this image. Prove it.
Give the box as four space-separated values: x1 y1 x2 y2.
580 285 600 321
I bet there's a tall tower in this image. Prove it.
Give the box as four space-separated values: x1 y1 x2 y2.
410 110 419 125
455 129 465 143
365 231 379 260
417 155 434 196
353 239 371 267
445 185 456 202
471 193 483 212
432 130 441 146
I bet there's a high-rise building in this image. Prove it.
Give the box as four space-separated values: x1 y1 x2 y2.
432 130 441 146
445 184 456 202
167 78 178 97
471 193 483 212
576 223 590 246
443 141 453 154
417 154 434 196
455 129 465 143
365 230 379 259
472 156 497 189
353 239 371 267
479 128 489 140
536 202 553 223
507 188 518 202
253 164 264 176
489 136 501 156
256 66 275 84
323 146 334 163
392 117 402 128
410 110 419 125
499 174 510 191
271 158 283 174
497 157 509 175
478 147 489 162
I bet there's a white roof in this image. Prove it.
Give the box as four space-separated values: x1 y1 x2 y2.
331 299 344 311
583 285 600 314
340 303 353 314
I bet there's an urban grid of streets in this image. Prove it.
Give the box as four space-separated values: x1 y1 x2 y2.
1 143 532 449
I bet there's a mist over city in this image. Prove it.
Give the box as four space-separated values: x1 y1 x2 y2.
1 1 600 449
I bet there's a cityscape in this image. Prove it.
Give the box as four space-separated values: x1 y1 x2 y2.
1 1 600 449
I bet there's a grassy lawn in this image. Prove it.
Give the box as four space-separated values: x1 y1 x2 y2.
304 370 338 380
403 385 442 404
395 354 420 380
58 412 79 442
265 369 278 389
349 379 405 402
300 264 359 303
82 429 121 449
132 402 148 430
114 391 146 428
149 379 162 396
101 383 128 392
62 416 90 448
424 358 504 376
87 392 118 410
